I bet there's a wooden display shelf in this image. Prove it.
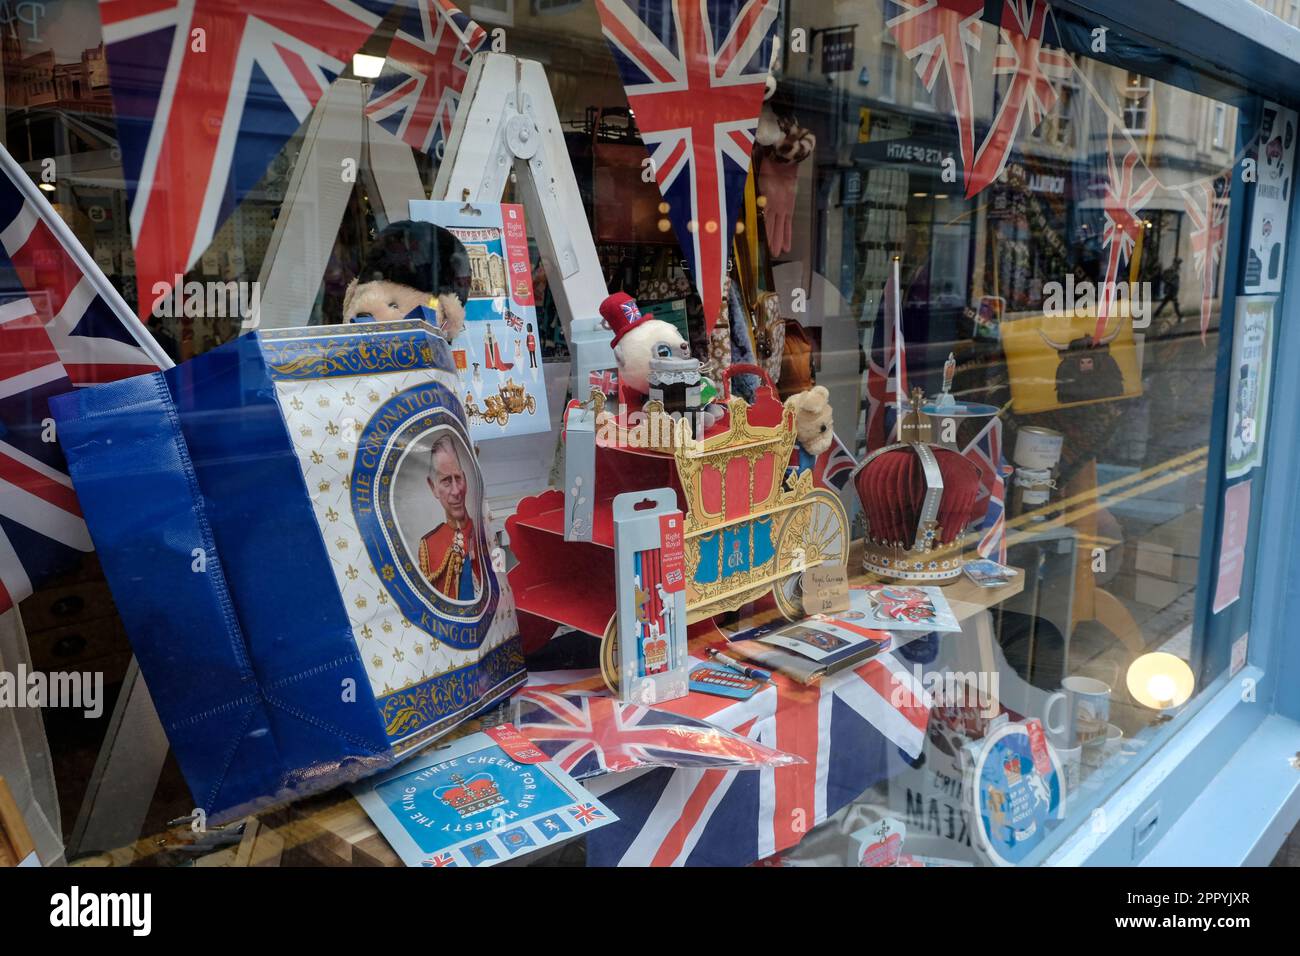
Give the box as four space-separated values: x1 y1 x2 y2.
845 540 1025 623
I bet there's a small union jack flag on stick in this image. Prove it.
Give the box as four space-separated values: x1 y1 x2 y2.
0 145 169 610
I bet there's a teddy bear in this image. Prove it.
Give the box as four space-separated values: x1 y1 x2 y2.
598 292 723 433
785 384 834 458
343 219 468 339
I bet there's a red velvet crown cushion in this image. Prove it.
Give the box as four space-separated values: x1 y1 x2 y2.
855 445 984 546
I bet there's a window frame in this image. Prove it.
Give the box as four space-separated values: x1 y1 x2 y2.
1043 0 1300 865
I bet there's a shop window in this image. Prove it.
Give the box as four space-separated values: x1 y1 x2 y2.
0 0 1283 873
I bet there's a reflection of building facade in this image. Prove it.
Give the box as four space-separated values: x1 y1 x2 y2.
464 243 507 298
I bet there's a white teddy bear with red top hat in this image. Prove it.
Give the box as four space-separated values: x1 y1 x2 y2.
600 292 691 398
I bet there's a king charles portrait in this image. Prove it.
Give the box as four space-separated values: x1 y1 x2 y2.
416 433 483 602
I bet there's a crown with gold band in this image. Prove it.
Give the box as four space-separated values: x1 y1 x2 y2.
851 387 983 582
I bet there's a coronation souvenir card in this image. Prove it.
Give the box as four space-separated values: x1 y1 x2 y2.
354 727 617 867
409 200 550 441
854 584 961 633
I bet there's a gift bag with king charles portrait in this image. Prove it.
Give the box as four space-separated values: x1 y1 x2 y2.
52 319 525 821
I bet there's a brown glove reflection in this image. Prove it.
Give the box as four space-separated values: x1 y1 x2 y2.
759 157 799 257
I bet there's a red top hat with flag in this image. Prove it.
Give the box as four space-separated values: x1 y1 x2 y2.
600 292 650 346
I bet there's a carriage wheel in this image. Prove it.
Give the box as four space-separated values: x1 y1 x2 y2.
771 489 850 620
495 408 509 427
599 613 619 693
526 395 537 414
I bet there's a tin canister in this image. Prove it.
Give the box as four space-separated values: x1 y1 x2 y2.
1013 426 1063 470
1015 467 1054 511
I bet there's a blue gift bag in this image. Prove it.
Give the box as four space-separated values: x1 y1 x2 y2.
51 320 526 820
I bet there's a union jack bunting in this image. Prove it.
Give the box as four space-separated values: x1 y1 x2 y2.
888 0 984 191
515 690 797 779
0 148 166 610
594 0 779 336
99 0 392 321
966 0 1073 196
1093 141 1158 339
528 644 931 866
961 416 1010 563
1183 176 1229 343
364 0 488 156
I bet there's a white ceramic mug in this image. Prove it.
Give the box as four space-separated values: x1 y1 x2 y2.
1085 723 1125 768
1044 676 1111 748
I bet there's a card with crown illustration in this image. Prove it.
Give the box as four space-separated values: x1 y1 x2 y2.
353 727 616 867
855 584 961 633
409 200 550 442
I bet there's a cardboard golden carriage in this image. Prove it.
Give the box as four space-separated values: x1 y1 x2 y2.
506 367 849 691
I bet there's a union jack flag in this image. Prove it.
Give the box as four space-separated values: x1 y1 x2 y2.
0 148 166 611
570 803 605 826
964 0 1073 198
811 434 857 492
422 852 457 867
99 0 391 322
1093 141 1157 339
529 643 931 866
364 0 487 156
961 415 1010 563
1183 177 1229 343
594 0 779 336
888 0 984 191
515 690 796 778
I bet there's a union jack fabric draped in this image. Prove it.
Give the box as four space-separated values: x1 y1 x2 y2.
1183 176 1229 343
961 416 1010 563
1093 141 1157 339
594 0 779 336
0 151 165 611
514 690 798 779
527 645 931 867
364 0 488 156
99 0 392 321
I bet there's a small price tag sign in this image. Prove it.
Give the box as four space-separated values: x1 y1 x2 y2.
804 563 849 614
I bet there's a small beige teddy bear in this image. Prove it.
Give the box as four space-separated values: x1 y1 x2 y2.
784 384 833 457
342 279 466 339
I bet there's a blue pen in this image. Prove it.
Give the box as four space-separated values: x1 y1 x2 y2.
707 648 771 682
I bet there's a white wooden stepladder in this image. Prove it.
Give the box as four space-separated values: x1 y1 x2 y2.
72 52 614 854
